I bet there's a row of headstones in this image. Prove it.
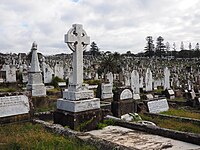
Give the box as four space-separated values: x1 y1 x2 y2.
105 67 171 93
0 60 98 84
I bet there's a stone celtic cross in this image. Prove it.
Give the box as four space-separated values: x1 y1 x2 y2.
65 24 90 90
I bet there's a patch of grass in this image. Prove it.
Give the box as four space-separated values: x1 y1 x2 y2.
0 122 96 150
47 88 60 95
169 97 185 101
140 114 200 134
154 88 163 94
0 87 16 92
161 108 200 120
97 119 116 129
84 80 101 85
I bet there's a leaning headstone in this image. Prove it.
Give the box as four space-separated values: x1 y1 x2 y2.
0 95 31 124
147 98 169 113
112 88 137 117
27 42 46 97
54 24 101 131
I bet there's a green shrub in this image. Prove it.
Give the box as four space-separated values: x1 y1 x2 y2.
50 76 65 88
0 87 16 92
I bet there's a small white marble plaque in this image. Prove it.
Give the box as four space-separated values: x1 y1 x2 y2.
120 89 133 100
168 89 175 95
0 95 30 118
147 99 169 113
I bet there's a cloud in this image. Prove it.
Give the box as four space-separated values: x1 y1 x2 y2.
0 0 200 55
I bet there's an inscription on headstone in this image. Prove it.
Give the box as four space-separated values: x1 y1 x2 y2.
147 99 169 113
0 95 30 118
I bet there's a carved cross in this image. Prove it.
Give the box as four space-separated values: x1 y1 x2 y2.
65 24 90 90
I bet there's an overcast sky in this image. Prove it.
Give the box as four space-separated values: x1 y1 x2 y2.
0 0 200 55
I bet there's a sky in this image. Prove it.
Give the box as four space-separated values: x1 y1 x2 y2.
0 0 200 55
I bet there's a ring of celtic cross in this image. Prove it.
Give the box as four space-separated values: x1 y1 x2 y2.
66 25 88 52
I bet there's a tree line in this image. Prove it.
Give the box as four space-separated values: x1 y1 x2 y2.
144 36 200 58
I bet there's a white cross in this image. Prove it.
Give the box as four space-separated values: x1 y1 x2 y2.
65 24 90 90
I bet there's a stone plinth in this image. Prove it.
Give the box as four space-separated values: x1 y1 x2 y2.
57 98 100 112
63 89 94 100
28 84 46 97
54 109 101 131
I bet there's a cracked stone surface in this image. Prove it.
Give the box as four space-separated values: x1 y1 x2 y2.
87 126 200 150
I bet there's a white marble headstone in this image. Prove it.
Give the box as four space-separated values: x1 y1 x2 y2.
147 98 169 113
0 95 30 118
131 70 140 94
120 89 133 100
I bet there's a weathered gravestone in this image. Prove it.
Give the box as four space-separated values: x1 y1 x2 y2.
131 70 140 94
145 68 153 92
165 89 175 99
43 62 54 84
54 24 101 131
0 95 31 124
106 72 113 84
147 98 169 113
1 64 16 83
111 88 137 117
27 42 46 96
96 83 113 100
164 67 170 90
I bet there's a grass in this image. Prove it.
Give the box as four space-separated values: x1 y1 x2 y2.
0 87 16 92
0 122 96 150
168 97 185 101
140 113 200 134
97 119 116 129
160 108 200 120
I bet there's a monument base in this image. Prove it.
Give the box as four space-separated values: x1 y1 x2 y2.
57 98 100 112
53 109 101 131
63 89 94 100
0 113 31 124
111 99 137 118
27 84 46 97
